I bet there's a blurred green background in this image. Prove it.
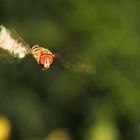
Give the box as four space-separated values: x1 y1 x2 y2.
0 0 140 140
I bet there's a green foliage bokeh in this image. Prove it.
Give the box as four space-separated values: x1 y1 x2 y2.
0 0 140 140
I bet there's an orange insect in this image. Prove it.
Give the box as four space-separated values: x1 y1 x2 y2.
0 25 95 74
31 45 55 70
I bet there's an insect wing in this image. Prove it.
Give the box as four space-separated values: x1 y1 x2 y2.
0 48 17 63
0 25 31 63
6 26 31 56
55 46 96 74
